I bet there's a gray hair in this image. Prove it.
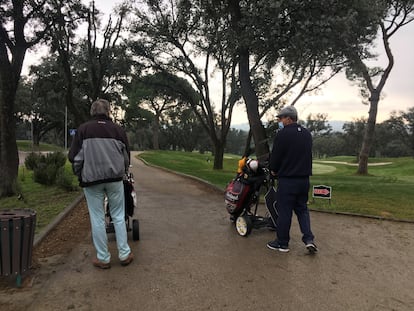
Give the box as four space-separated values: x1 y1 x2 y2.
90 99 110 117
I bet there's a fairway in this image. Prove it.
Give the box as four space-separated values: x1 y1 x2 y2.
313 163 336 174
312 160 394 174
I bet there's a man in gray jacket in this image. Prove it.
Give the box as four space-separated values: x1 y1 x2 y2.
68 99 133 268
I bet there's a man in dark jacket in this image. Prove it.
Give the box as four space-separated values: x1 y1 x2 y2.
68 99 133 268
268 106 317 254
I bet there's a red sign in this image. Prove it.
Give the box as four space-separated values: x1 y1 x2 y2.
313 185 332 199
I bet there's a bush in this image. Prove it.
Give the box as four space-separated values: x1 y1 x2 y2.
45 151 67 168
24 152 41 170
30 151 68 186
56 169 78 191
33 163 57 185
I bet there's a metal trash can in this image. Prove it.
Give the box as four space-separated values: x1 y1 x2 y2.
0 208 36 285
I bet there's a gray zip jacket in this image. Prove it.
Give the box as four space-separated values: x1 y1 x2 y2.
68 115 130 187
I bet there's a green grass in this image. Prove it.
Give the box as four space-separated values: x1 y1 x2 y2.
0 162 81 234
139 150 414 221
139 150 239 189
17 140 64 152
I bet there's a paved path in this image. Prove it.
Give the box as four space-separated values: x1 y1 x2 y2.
8 153 414 310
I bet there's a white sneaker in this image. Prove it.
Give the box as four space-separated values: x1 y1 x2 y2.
305 242 318 254
267 240 290 252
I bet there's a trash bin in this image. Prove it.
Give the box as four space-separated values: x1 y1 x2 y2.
0 208 36 285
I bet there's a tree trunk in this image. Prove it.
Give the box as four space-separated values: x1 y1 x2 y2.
0 47 24 197
152 113 160 150
239 50 269 162
59 49 86 125
357 92 379 175
0 93 19 197
228 0 269 162
243 130 253 157
213 141 224 170
32 121 41 147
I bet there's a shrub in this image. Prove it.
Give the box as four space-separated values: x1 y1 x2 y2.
33 163 56 185
43 151 66 168
24 152 41 170
56 169 78 191
31 151 68 186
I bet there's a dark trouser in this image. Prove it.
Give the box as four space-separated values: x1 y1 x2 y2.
275 177 314 247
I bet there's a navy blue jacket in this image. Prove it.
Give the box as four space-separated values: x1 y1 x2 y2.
269 123 312 178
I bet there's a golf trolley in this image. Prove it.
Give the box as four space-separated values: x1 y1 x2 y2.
105 172 140 241
224 158 278 237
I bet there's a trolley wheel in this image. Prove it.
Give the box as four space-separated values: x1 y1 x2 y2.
235 215 252 237
132 219 140 241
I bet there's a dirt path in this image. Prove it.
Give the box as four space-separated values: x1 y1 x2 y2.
2 153 414 310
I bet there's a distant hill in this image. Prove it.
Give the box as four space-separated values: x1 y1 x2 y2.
330 120 345 132
232 120 345 132
231 123 250 131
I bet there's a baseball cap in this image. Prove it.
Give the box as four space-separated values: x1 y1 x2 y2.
276 106 297 118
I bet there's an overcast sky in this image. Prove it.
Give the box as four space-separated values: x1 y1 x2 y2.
220 8 413 125
295 20 414 123
26 1 414 125
236 20 414 125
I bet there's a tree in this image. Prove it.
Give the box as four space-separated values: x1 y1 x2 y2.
124 71 201 151
0 1 58 197
342 119 367 159
345 0 414 174
127 73 186 149
122 101 154 150
377 107 414 157
225 128 248 156
402 107 414 154
48 1 138 126
84 2 134 103
305 113 333 137
162 106 208 152
313 134 346 158
224 0 383 161
225 0 269 161
131 0 241 169
16 69 66 147
49 0 89 125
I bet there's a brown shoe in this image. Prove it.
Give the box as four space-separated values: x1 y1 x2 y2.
120 253 134 266
92 258 111 269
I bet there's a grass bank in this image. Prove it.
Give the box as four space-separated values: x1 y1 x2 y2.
138 151 414 221
17 140 64 152
0 142 80 233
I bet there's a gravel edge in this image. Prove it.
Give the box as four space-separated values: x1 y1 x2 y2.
33 194 84 248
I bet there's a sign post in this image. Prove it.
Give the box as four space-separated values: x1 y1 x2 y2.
312 185 332 204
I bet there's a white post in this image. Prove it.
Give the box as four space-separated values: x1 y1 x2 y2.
31 117 34 152
65 105 68 151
